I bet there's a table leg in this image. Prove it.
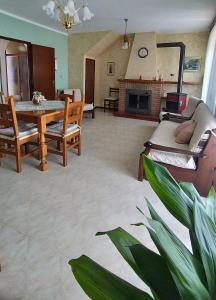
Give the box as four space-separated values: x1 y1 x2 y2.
38 116 48 171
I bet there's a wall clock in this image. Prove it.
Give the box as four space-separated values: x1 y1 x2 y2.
138 47 149 58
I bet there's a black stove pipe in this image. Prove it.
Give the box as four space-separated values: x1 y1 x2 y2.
157 42 186 94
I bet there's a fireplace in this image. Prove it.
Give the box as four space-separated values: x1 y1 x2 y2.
125 89 152 115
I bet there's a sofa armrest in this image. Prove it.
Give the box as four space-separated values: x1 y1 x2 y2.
144 141 206 158
162 113 190 123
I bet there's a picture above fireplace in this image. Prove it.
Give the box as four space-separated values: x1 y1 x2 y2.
125 89 152 115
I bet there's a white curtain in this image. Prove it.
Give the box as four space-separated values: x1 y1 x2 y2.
202 23 216 115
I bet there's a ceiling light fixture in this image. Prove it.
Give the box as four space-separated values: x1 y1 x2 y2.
122 18 130 50
42 0 94 30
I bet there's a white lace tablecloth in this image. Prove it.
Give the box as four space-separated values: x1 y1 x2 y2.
15 101 65 112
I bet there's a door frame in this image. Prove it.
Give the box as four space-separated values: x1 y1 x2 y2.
0 35 33 97
84 56 95 104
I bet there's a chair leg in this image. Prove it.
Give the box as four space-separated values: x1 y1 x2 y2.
57 141 61 151
24 143 30 155
78 136 81 156
62 140 67 167
138 153 144 181
15 143 21 173
92 109 95 119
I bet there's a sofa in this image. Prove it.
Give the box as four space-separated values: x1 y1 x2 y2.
160 96 203 122
138 102 216 196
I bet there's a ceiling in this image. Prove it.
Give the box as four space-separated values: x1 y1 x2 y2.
0 0 215 35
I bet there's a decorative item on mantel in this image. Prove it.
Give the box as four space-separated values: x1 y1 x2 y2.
42 0 94 30
32 91 46 105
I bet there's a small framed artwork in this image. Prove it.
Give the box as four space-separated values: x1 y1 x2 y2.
107 62 115 76
183 57 201 72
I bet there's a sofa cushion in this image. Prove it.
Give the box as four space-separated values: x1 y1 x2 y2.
147 150 196 170
190 103 216 152
150 120 189 150
174 120 194 136
175 121 197 144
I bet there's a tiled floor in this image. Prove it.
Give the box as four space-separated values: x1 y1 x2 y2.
0 111 189 300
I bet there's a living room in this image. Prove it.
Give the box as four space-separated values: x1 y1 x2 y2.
0 0 216 299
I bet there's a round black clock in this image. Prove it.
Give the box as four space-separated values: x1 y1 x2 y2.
138 47 148 58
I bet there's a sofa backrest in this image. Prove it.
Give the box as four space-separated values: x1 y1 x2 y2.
64 89 82 102
182 96 203 118
189 103 216 151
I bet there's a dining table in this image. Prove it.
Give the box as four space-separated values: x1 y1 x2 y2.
15 101 65 171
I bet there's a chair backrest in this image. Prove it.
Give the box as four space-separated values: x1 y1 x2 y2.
109 87 119 97
182 96 203 118
0 96 19 137
0 92 6 104
64 89 82 102
63 98 84 134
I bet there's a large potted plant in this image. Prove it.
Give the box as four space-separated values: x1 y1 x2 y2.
69 156 216 300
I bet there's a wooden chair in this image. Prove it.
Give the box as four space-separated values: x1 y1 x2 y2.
45 98 83 166
0 92 6 104
59 89 95 119
0 97 39 172
104 88 119 112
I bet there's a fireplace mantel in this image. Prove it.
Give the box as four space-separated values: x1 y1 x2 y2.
119 79 163 85
119 79 199 85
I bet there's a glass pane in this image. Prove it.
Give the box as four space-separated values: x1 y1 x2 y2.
129 95 138 108
139 96 149 110
6 56 20 100
19 55 30 100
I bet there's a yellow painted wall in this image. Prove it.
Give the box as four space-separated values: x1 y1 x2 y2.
125 32 157 80
95 35 134 106
68 30 209 105
157 32 209 97
68 31 109 90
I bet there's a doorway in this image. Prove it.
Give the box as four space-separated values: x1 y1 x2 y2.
85 58 95 104
5 41 30 101
0 38 31 101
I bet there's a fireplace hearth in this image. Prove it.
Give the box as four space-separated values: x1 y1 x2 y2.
125 89 152 115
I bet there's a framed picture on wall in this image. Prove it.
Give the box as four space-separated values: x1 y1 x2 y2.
107 62 115 76
183 57 201 72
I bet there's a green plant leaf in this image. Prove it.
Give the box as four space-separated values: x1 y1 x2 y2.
130 244 181 300
144 156 194 229
69 255 153 300
147 219 210 300
177 184 203 259
194 200 216 298
206 187 216 223
97 227 180 300
189 230 202 262
179 182 204 205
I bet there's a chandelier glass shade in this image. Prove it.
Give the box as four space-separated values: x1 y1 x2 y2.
42 0 94 30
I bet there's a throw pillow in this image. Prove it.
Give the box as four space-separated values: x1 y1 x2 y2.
174 120 194 137
175 121 197 144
